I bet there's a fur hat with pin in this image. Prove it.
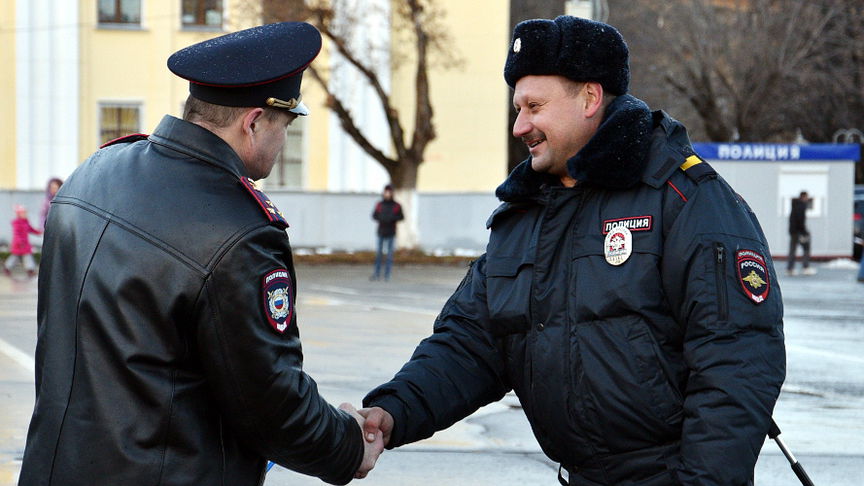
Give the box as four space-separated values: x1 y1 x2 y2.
504 16 630 95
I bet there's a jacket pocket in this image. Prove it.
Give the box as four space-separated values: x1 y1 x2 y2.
699 234 782 332
575 315 683 450
485 256 532 337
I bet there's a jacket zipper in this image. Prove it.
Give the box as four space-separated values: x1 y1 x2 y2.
714 242 729 322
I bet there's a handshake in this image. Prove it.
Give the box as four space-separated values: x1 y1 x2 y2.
338 403 393 480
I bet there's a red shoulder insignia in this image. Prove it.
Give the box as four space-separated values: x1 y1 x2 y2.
99 133 149 149
240 177 289 229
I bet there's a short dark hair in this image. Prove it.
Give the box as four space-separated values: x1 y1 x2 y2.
182 95 285 128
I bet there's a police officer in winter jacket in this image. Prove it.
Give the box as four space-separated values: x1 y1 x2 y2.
358 16 785 486
19 23 383 486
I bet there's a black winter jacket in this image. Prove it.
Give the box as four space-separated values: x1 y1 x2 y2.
372 199 404 238
364 96 785 486
20 116 363 486
788 198 809 235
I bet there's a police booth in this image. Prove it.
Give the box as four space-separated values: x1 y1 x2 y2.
692 143 861 260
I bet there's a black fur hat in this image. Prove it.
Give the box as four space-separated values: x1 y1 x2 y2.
504 16 630 95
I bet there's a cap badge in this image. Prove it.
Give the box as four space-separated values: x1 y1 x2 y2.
604 226 632 266
513 38 521 53
267 97 300 110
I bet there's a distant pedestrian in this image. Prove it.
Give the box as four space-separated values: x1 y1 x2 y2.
788 191 815 275
371 184 403 281
4 205 41 278
41 177 63 230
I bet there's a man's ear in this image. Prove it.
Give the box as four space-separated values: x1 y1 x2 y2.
583 82 604 118
241 108 266 137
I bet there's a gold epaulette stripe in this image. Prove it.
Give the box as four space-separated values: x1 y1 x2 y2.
679 155 702 171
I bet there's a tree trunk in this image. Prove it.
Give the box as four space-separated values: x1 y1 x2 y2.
391 159 419 249
394 187 418 250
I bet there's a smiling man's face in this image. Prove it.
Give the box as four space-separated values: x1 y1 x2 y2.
512 75 599 180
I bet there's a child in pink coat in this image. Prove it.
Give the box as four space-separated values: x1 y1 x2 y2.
5 205 42 277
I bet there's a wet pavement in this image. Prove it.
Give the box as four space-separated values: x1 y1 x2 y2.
0 260 862 485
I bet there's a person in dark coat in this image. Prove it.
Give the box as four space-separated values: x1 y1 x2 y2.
19 22 382 486
787 190 815 275
371 184 404 281
356 16 785 486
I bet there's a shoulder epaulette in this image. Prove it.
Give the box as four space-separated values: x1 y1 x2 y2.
99 133 149 149
679 155 717 182
239 177 289 229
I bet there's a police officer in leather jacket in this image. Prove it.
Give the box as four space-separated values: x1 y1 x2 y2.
19 22 382 486
358 17 785 486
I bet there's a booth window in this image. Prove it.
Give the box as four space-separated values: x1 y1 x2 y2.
98 0 142 25
99 104 141 145
182 0 223 28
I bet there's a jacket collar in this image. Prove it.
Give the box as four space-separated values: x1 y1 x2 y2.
148 115 249 178
496 94 654 202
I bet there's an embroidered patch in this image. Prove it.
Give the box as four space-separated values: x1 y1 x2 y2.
736 250 770 304
262 269 293 333
604 226 632 266
602 215 653 234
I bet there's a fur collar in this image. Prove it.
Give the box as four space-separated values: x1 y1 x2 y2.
496 94 653 201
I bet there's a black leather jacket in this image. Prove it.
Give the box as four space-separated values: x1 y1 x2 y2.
20 115 362 486
365 97 785 486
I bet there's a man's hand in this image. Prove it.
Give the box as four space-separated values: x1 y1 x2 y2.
339 403 384 479
358 407 394 448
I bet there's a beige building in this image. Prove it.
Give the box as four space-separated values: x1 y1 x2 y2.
1 0 523 194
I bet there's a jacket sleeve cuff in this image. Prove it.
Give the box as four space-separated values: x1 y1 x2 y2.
320 409 365 485
363 392 409 449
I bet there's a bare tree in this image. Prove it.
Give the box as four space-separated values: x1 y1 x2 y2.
252 0 459 248
609 0 851 143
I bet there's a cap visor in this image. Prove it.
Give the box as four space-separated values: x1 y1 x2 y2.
289 100 309 116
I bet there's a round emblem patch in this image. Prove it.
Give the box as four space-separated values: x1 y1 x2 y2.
262 269 293 333
513 38 521 53
604 226 632 266
736 249 770 304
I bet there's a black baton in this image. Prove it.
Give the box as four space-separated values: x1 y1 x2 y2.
768 419 815 486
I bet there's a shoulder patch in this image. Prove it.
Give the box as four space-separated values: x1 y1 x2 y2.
99 133 149 149
736 249 770 304
240 177 289 229
262 268 294 333
679 155 717 182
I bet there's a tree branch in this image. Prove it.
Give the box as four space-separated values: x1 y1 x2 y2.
407 0 436 160
310 8 409 161
307 65 400 174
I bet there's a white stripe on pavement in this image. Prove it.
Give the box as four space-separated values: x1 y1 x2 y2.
786 343 864 365
0 337 35 373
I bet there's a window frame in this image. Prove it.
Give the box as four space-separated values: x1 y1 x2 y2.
97 0 143 27
97 101 143 147
180 0 225 31
266 116 307 189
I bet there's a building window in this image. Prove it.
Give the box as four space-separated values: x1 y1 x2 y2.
98 0 142 25
267 117 306 188
99 104 141 145
182 0 223 28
